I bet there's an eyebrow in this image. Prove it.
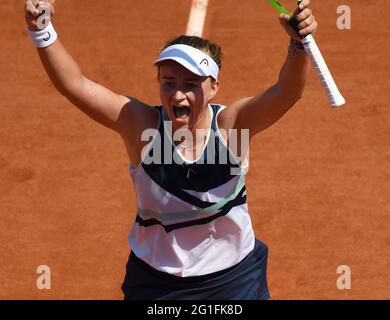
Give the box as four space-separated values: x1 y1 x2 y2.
185 78 200 82
161 76 200 82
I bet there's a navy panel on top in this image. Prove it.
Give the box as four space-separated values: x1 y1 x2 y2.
141 105 241 205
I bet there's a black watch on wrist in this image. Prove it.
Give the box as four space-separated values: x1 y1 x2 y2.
290 39 304 50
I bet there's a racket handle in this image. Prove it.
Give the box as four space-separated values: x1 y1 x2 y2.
288 1 345 107
288 0 303 31
301 34 345 107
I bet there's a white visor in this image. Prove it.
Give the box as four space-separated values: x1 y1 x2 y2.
153 44 219 80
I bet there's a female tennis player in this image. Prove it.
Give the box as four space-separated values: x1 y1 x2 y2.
24 0 317 299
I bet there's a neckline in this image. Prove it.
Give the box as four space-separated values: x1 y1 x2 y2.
162 105 214 164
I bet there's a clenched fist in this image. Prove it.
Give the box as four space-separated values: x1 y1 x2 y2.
25 0 56 31
278 0 318 41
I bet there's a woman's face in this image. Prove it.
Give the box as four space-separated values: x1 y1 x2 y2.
158 60 219 131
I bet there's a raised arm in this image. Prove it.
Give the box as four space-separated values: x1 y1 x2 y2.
220 0 317 139
24 0 147 137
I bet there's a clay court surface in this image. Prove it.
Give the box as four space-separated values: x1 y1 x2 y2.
1 0 389 299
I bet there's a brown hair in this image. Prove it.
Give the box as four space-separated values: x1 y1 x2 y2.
162 35 223 70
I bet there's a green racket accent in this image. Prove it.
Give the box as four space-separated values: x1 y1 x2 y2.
267 0 292 16
266 0 302 33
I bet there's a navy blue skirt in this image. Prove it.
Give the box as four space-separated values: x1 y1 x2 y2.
121 239 270 300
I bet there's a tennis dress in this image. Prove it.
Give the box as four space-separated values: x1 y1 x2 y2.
121 104 270 300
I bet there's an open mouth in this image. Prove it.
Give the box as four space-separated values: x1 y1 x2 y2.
173 105 191 119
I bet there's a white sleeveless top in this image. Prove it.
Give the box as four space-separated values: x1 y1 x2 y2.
128 104 255 277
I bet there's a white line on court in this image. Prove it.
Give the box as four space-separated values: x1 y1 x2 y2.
185 0 209 37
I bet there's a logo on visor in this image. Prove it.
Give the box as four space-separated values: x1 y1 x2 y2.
200 58 209 67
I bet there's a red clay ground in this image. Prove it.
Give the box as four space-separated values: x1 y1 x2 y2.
1 0 389 299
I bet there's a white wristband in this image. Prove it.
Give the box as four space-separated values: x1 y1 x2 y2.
28 22 57 48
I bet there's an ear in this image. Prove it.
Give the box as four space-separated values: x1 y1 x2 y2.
156 67 160 82
209 79 220 100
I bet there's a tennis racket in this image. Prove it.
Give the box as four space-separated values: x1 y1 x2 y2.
267 0 346 107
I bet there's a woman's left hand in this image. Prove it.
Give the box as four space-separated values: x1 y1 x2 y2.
279 0 318 41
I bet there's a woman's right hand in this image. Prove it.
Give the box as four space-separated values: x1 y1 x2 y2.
25 0 56 31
